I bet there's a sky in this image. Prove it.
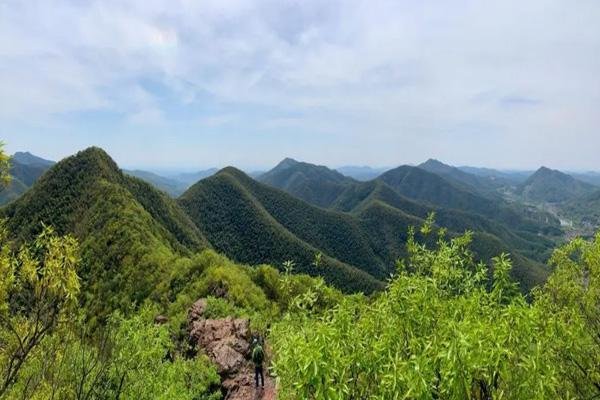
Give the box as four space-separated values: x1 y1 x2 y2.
1 0 599 171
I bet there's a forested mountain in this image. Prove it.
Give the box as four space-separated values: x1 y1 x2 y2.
1 147 209 320
418 159 508 192
182 165 552 291
378 165 559 235
516 166 596 203
561 189 600 229
258 158 356 208
124 168 219 197
0 148 561 299
179 167 384 292
2 146 597 399
0 152 55 205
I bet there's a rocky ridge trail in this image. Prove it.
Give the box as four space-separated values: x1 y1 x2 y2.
188 299 276 400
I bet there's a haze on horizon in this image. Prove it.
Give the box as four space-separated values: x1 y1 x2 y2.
1 0 599 171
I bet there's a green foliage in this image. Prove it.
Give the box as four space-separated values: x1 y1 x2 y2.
255 158 557 290
104 307 221 400
535 233 600 398
271 222 600 399
0 142 11 187
1 147 210 322
178 167 384 292
0 224 80 396
3 308 222 400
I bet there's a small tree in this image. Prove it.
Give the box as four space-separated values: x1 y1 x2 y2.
0 223 80 396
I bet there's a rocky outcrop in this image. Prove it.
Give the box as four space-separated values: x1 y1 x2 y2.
188 298 275 400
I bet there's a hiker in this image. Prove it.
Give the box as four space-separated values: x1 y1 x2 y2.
251 337 265 388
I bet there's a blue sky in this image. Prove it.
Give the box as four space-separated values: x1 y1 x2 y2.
1 0 599 171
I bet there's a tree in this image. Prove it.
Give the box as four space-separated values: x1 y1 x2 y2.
537 233 600 398
0 224 80 396
271 224 564 399
0 142 10 187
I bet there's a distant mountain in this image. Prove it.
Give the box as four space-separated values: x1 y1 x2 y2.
569 171 600 187
458 166 532 185
122 168 218 197
418 159 505 193
0 152 56 205
247 170 267 179
1 147 208 318
516 167 596 203
170 169 219 187
124 169 188 197
258 158 560 259
336 166 388 181
561 189 600 230
258 158 356 208
12 151 54 167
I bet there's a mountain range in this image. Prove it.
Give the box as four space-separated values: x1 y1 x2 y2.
3 148 600 296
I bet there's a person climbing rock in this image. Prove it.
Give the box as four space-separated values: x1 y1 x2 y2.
251 337 265 389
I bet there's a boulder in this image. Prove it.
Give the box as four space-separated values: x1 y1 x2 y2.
188 298 273 400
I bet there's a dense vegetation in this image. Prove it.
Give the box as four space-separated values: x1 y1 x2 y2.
179 167 384 292
258 158 355 208
0 148 209 322
0 144 599 399
271 221 600 399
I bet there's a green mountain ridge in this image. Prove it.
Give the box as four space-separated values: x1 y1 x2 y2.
1 147 209 320
418 158 505 193
0 148 563 300
516 166 596 203
179 167 384 292
184 164 551 291
258 158 356 208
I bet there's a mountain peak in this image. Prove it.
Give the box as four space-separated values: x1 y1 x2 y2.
518 166 594 202
422 158 446 167
276 157 299 169
12 151 54 167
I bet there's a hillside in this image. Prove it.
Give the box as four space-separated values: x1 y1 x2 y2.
378 165 559 236
179 167 384 292
570 171 600 187
0 152 55 205
561 189 600 231
1 147 209 320
419 159 504 192
258 158 355 208
516 166 596 203
181 167 551 292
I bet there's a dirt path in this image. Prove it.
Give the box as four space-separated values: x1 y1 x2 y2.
250 374 276 400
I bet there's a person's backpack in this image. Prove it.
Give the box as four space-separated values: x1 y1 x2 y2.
252 343 264 365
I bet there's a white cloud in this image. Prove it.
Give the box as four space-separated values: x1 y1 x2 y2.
0 0 599 168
